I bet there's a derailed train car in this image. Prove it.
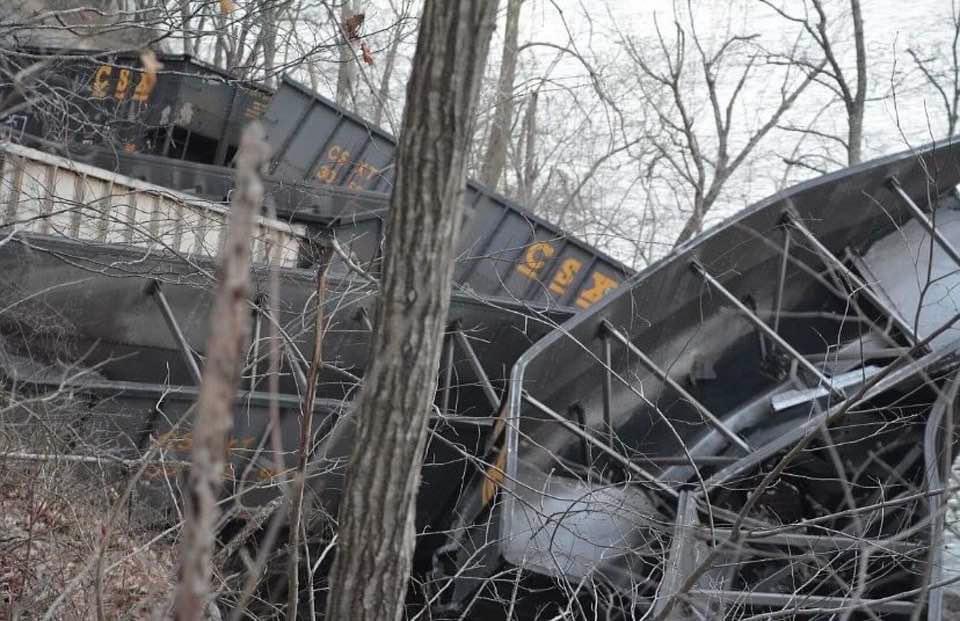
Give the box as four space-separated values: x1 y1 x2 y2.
2 52 632 313
429 138 960 619
0 47 270 165
11 42 960 620
0 47 636 556
0 140 571 535
263 76 629 311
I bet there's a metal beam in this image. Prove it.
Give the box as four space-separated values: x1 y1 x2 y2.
148 280 203 385
601 331 615 447
654 491 702 620
785 213 917 344
773 226 791 334
441 331 455 415
686 589 915 615
691 261 845 400
454 329 500 411
602 320 752 453
889 176 960 267
701 529 919 555
249 307 262 394
521 392 678 497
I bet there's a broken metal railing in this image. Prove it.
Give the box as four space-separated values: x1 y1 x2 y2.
436 323 508 418
890 176 960 267
521 392 678 497
451 325 500 412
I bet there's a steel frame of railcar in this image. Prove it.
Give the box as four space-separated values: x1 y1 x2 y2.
0 229 573 532
426 137 960 619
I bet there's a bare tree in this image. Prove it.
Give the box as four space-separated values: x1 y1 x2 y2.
908 0 960 137
323 1 498 619
762 0 867 165
371 0 416 126
515 88 538 206
336 0 363 108
621 2 820 247
480 0 522 189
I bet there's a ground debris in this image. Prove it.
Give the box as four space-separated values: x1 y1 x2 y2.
0 463 176 620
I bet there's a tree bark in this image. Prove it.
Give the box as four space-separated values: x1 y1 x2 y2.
323 1 497 620
372 0 409 126
847 0 866 165
372 28 400 126
480 0 522 189
173 124 269 621
673 195 706 248
261 2 278 87
180 0 193 56
519 89 538 207
336 0 361 109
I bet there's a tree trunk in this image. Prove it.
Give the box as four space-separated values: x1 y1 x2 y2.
519 90 538 207
673 195 706 247
372 4 404 127
261 3 278 87
323 1 497 620
336 0 361 109
848 0 866 165
480 0 522 189
847 103 863 165
180 0 193 56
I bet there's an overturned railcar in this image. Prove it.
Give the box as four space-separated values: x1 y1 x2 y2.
0 47 270 165
4 57 633 313
262 76 631 311
0 140 572 535
431 138 960 619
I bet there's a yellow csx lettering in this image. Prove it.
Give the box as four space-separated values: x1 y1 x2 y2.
346 160 380 190
132 69 157 102
576 272 619 308
92 65 112 98
516 241 555 279
316 144 351 184
549 258 583 295
90 64 157 102
115 68 131 99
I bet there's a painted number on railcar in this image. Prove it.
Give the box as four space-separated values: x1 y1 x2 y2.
91 64 157 102
515 241 619 308
314 143 382 190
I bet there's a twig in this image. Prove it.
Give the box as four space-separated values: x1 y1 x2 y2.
287 246 331 619
173 123 269 621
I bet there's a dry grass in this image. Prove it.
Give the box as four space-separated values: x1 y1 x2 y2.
0 461 176 620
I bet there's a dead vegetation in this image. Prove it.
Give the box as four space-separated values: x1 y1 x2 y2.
0 459 175 620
